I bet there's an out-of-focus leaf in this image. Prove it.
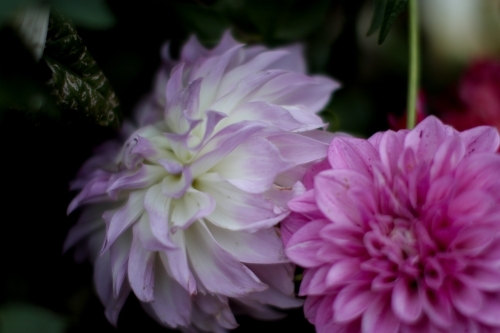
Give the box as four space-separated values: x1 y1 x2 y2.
50 0 115 30
0 303 68 333
173 3 229 47
244 0 282 39
10 4 50 61
43 11 120 127
378 0 408 44
322 88 375 136
0 0 36 27
0 78 57 117
1 0 115 30
367 0 387 36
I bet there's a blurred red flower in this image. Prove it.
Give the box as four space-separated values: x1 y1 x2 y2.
436 59 500 131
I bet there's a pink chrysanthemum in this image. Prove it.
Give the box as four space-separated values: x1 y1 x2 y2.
65 31 339 332
283 116 500 333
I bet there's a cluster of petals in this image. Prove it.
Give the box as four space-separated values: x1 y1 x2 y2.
65 31 339 332
282 116 500 333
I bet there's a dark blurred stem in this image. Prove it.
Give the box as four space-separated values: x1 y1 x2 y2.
406 0 419 129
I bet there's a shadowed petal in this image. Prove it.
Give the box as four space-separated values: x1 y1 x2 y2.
128 222 156 302
185 222 267 297
362 295 400 333
208 224 287 264
334 283 373 322
197 173 286 232
212 134 289 193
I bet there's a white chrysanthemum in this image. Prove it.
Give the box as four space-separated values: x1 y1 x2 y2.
65 31 339 332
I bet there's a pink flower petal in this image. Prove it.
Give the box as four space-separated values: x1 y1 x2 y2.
287 189 324 219
391 278 423 324
314 169 375 225
362 295 400 333
304 295 323 324
472 293 500 327
429 136 465 180
422 288 453 329
404 116 457 163
460 264 500 292
378 130 406 177
302 158 331 190
460 125 500 155
328 137 379 178
334 283 373 322
326 258 361 288
449 278 483 316
286 219 329 268
281 211 309 246
300 265 330 296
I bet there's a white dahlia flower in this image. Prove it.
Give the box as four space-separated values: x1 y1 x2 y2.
65 31 339 332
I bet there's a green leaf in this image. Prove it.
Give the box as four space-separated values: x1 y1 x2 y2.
50 0 115 30
43 11 121 127
378 0 408 44
0 303 68 333
366 0 387 36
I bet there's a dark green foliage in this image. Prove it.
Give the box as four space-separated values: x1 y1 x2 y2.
367 0 408 44
44 11 121 127
0 303 68 333
0 0 115 30
173 3 229 46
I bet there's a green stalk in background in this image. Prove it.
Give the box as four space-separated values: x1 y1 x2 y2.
406 0 419 129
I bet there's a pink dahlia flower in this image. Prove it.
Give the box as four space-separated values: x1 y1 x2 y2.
65 31 339 332
283 116 500 333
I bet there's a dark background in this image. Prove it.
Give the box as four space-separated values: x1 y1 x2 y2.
1 0 499 332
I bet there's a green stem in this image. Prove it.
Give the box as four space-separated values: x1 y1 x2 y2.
406 0 419 129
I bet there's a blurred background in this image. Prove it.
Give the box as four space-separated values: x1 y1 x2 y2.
0 0 499 332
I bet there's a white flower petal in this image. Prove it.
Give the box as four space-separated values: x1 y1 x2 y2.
211 134 290 193
196 173 286 232
207 223 288 264
185 221 267 297
171 189 215 231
